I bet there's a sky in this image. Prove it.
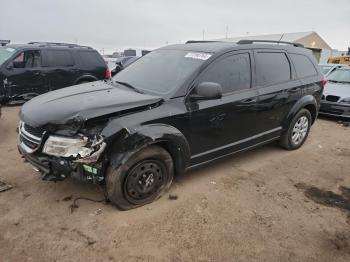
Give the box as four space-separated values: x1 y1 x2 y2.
0 0 349 54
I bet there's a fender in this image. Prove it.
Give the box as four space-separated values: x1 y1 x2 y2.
104 124 191 176
282 95 318 131
74 74 98 85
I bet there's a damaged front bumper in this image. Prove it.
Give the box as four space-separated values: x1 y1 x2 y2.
17 123 107 183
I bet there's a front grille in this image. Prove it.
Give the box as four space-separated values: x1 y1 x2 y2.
19 122 44 153
326 95 340 102
23 124 44 137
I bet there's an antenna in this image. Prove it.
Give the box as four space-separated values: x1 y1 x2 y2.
278 33 285 45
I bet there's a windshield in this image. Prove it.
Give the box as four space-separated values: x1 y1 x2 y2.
112 50 211 95
319 65 332 75
327 69 350 83
0 47 16 66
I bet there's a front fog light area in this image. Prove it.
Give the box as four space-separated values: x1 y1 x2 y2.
42 136 94 158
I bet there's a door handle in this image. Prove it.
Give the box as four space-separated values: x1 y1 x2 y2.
240 98 257 104
289 88 299 93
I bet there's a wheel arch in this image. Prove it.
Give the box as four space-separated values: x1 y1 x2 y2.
106 124 191 177
283 95 318 130
74 75 98 85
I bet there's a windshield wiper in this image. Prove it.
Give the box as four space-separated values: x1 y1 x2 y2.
327 79 339 83
114 80 144 94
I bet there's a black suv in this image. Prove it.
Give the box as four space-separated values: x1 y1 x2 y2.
18 40 324 210
0 42 109 103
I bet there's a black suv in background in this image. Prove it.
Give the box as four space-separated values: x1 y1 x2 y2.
18 40 324 210
0 42 109 103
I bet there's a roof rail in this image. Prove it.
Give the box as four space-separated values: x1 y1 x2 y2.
27 42 92 49
186 40 221 44
236 39 304 48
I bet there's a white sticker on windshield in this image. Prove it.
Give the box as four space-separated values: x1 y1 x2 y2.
185 52 212 60
6 48 15 52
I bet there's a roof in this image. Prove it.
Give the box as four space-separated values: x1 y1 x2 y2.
159 41 309 56
160 42 238 53
5 43 93 50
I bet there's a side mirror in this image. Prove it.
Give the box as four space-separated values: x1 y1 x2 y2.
12 61 24 69
6 63 13 70
191 82 222 100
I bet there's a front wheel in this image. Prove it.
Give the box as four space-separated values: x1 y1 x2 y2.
280 109 312 150
106 146 174 210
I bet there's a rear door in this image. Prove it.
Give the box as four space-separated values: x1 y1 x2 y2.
254 49 302 138
187 51 259 165
290 53 322 104
5 50 47 99
42 49 76 90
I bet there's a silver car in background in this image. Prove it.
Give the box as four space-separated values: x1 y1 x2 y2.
318 64 348 76
319 67 350 119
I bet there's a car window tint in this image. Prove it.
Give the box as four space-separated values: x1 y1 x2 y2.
13 51 41 68
290 54 317 78
199 53 251 93
256 52 291 86
45 50 74 67
78 51 105 67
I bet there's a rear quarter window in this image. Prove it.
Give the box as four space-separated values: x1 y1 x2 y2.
290 54 317 78
78 51 105 67
43 50 74 67
255 52 291 86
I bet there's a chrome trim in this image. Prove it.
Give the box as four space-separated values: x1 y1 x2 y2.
20 126 41 142
18 121 44 154
19 141 36 154
191 126 282 159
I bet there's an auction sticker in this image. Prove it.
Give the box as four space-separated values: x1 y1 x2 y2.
185 52 212 60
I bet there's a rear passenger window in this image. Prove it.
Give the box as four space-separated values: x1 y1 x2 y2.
256 52 291 86
44 50 74 67
290 54 317 78
78 51 105 67
199 53 251 93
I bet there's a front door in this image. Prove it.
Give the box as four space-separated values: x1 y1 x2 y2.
5 50 47 100
187 51 259 165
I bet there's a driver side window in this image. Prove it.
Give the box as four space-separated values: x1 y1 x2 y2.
197 53 251 94
13 51 41 69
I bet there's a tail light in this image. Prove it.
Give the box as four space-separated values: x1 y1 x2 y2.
105 68 111 79
322 79 327 87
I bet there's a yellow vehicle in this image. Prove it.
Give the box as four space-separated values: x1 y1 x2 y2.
327 55 350 65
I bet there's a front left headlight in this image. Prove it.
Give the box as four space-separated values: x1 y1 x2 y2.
42 135 94 158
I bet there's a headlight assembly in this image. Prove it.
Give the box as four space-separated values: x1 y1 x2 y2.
42 136 94 158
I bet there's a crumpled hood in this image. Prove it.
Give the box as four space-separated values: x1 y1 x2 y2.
323 82 350 100
20 81 163 127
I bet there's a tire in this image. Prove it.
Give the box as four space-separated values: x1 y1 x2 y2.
106 145 174 210
280 108 312 150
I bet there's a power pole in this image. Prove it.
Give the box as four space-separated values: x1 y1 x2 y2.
202 29 205 40
225 25 229 39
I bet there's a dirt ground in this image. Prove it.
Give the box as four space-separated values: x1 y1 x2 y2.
0 106 350 262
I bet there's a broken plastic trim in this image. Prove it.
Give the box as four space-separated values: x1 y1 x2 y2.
74 141 106 164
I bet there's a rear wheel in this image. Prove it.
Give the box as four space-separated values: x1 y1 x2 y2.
280 109 312 150
106 146 173 210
